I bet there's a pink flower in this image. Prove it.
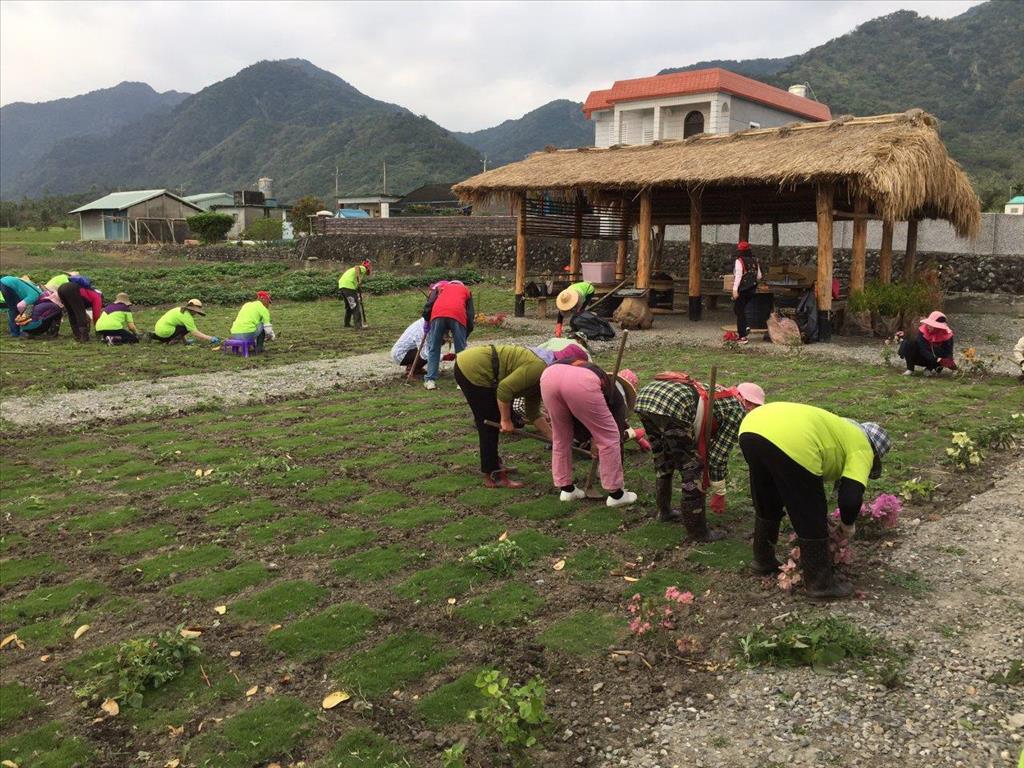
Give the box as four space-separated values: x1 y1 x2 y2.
777 559 802 592
869 494 902 528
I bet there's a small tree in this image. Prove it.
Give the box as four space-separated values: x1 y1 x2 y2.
186 212 234 243
289 196 324 234
242 217 283 241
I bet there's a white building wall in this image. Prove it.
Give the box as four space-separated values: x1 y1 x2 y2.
593 112 614 147
79 212 106 241
620 110 645 146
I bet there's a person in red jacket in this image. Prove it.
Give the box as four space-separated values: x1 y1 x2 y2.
56 276 103 342
422 280 474 390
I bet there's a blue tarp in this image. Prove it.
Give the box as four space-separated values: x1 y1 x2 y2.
336 209 371 219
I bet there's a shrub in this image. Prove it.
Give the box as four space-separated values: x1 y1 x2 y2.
469 669 550 766
469 540 524 576
289 195 324 234
848 280 932 318
737 615 883 670
186 212 235 243
242 217 283 241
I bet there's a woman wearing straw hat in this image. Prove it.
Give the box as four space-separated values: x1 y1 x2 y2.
634 374 765 541
898 310 956 376
96 292 142 344
149 299 220 345
738 402 891 600
540 360 641 507
554 280 595 338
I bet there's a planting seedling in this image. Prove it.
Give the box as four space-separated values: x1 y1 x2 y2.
468 669 551 766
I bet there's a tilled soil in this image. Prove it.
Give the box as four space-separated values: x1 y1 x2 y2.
605 457 1024 768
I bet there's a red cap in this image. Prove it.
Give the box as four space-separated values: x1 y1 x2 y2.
737 241 751 251
256 290 272 303
562 265 572 272
362 259 372 274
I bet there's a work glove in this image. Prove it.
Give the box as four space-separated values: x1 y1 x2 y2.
264 323 276 341
554 322 563 338
939 357 956 370
710 494 726 515
209 336 222 345
442 352 456 362
838 521 856 539
636 436 652 452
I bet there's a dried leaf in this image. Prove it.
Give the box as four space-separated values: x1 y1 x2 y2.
623 576 639 583
73 624 91 640
179 628 202 639
39 654 51 662
229 650 241 658
446 598 457 605
213 605 227 615
268 624 282 633
553 559 566 571
498 531 508 541
322 690 350 709
245 685 258 697
2 760 20 768
101 698 120 716
167 725 184 738
165 759 181 768
195 469 203 478
203 468 214 477
1 633 24 650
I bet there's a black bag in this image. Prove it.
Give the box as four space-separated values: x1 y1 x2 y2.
737 255 759 292
570 311 615 341
795 290 818 343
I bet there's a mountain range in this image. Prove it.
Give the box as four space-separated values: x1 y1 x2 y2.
1 1 1019 206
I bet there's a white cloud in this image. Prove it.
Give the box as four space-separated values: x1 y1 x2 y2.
0 0 983 131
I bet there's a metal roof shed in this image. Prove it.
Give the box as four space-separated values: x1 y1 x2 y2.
70 189 203 243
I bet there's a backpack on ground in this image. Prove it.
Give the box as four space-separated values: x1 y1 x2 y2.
570 311 615 341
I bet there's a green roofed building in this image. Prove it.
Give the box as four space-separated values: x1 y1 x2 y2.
69 189 202 243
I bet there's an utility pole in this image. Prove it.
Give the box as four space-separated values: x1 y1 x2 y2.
483 154 488 172
382 160 387 195
335 166 339 196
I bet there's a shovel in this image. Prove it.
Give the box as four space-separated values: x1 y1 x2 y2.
583 330 630 500
700 364 718 515
483 420 591 459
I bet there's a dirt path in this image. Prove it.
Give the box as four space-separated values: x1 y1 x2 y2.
604 457 1024 768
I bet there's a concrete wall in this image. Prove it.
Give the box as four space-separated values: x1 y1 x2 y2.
665 213 1024 257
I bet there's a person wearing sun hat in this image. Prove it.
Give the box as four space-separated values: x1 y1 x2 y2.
635 373 765 541
540 360 643 508
898 310 956 376
96 292 141 344
150 299 219 345
738 402 892 600
229 290 276 352
554 278 596 338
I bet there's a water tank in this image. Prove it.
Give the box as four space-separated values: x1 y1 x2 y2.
788 84 808 98
257 177 273 198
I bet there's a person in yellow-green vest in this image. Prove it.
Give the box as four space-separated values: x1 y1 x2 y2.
96 293 141 344
229 291 276 352
554 280 595 337
338 259 371 329
149 299 219 345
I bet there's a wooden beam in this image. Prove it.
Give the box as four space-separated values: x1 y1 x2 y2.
688 188 703 321
615 198 629 281
815 183 834 340
515 193 527 317
635 190 652 290
879 219 894 283
849 195 868 294
569 192 583 280
738 195 750 242
654 223 666 270
771 220 780 261
903 219 918 281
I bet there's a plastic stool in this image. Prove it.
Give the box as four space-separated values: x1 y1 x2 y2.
221 338 256 358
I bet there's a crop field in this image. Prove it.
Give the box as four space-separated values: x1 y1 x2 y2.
1 333 1020 767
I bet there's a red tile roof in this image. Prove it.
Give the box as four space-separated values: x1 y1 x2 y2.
582 68 831 122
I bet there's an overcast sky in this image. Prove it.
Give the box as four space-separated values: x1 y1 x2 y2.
1 0 983 131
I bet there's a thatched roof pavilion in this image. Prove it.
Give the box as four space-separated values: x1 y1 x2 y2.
454 110 981 336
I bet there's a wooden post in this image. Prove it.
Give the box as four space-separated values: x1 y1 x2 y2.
903 219 918 281
771 220 780 262
654 223 666 270
738 195 750 243
815 183 834 341
849 195 868 294
635 190 652 289
615 198 629 281
514 193 527 317
570 192 583 280
879 219 894 283
687 188 703 321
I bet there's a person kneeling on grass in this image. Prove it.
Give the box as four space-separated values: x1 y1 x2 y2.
149 299 219 345
898 311 956 376
454 342 586 489
634 374 765 541
541 361 641 508
738 402 891 600
390 317 445 378
229 291 275 352
96 293 141 344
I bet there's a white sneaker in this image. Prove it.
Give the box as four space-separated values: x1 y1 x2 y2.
424 380 437 390
606 490 637 508
901 369 914 376
559 487 586 502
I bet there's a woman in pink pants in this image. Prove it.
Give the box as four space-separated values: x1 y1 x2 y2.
540 360 639 508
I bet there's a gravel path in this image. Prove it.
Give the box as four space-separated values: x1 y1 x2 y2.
2 312 1020 429
602 457 1024 768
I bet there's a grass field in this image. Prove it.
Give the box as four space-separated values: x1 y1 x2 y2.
1 336 1019 766
0 226 78 245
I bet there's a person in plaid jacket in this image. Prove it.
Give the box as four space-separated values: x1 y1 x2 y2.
634 374 765 541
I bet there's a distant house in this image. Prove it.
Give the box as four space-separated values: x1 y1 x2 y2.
583 67 832 147
392 183 465 215
70 189 203 243
183 192 234 211
1005 195 1024 215
336 195 402 219
206 190 289 239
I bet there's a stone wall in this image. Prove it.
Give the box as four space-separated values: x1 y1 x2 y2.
55 233 1024 294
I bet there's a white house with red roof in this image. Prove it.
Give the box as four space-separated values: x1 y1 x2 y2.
583 68 831 147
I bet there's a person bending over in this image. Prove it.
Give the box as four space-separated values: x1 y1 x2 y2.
150 299 219 345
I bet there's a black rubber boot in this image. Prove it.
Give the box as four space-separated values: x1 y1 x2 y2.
655 476 681 522
799 537 853 600
750 516 782 575
682 510 726 542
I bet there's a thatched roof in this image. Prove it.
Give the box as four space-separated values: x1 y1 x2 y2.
454 110 980 237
